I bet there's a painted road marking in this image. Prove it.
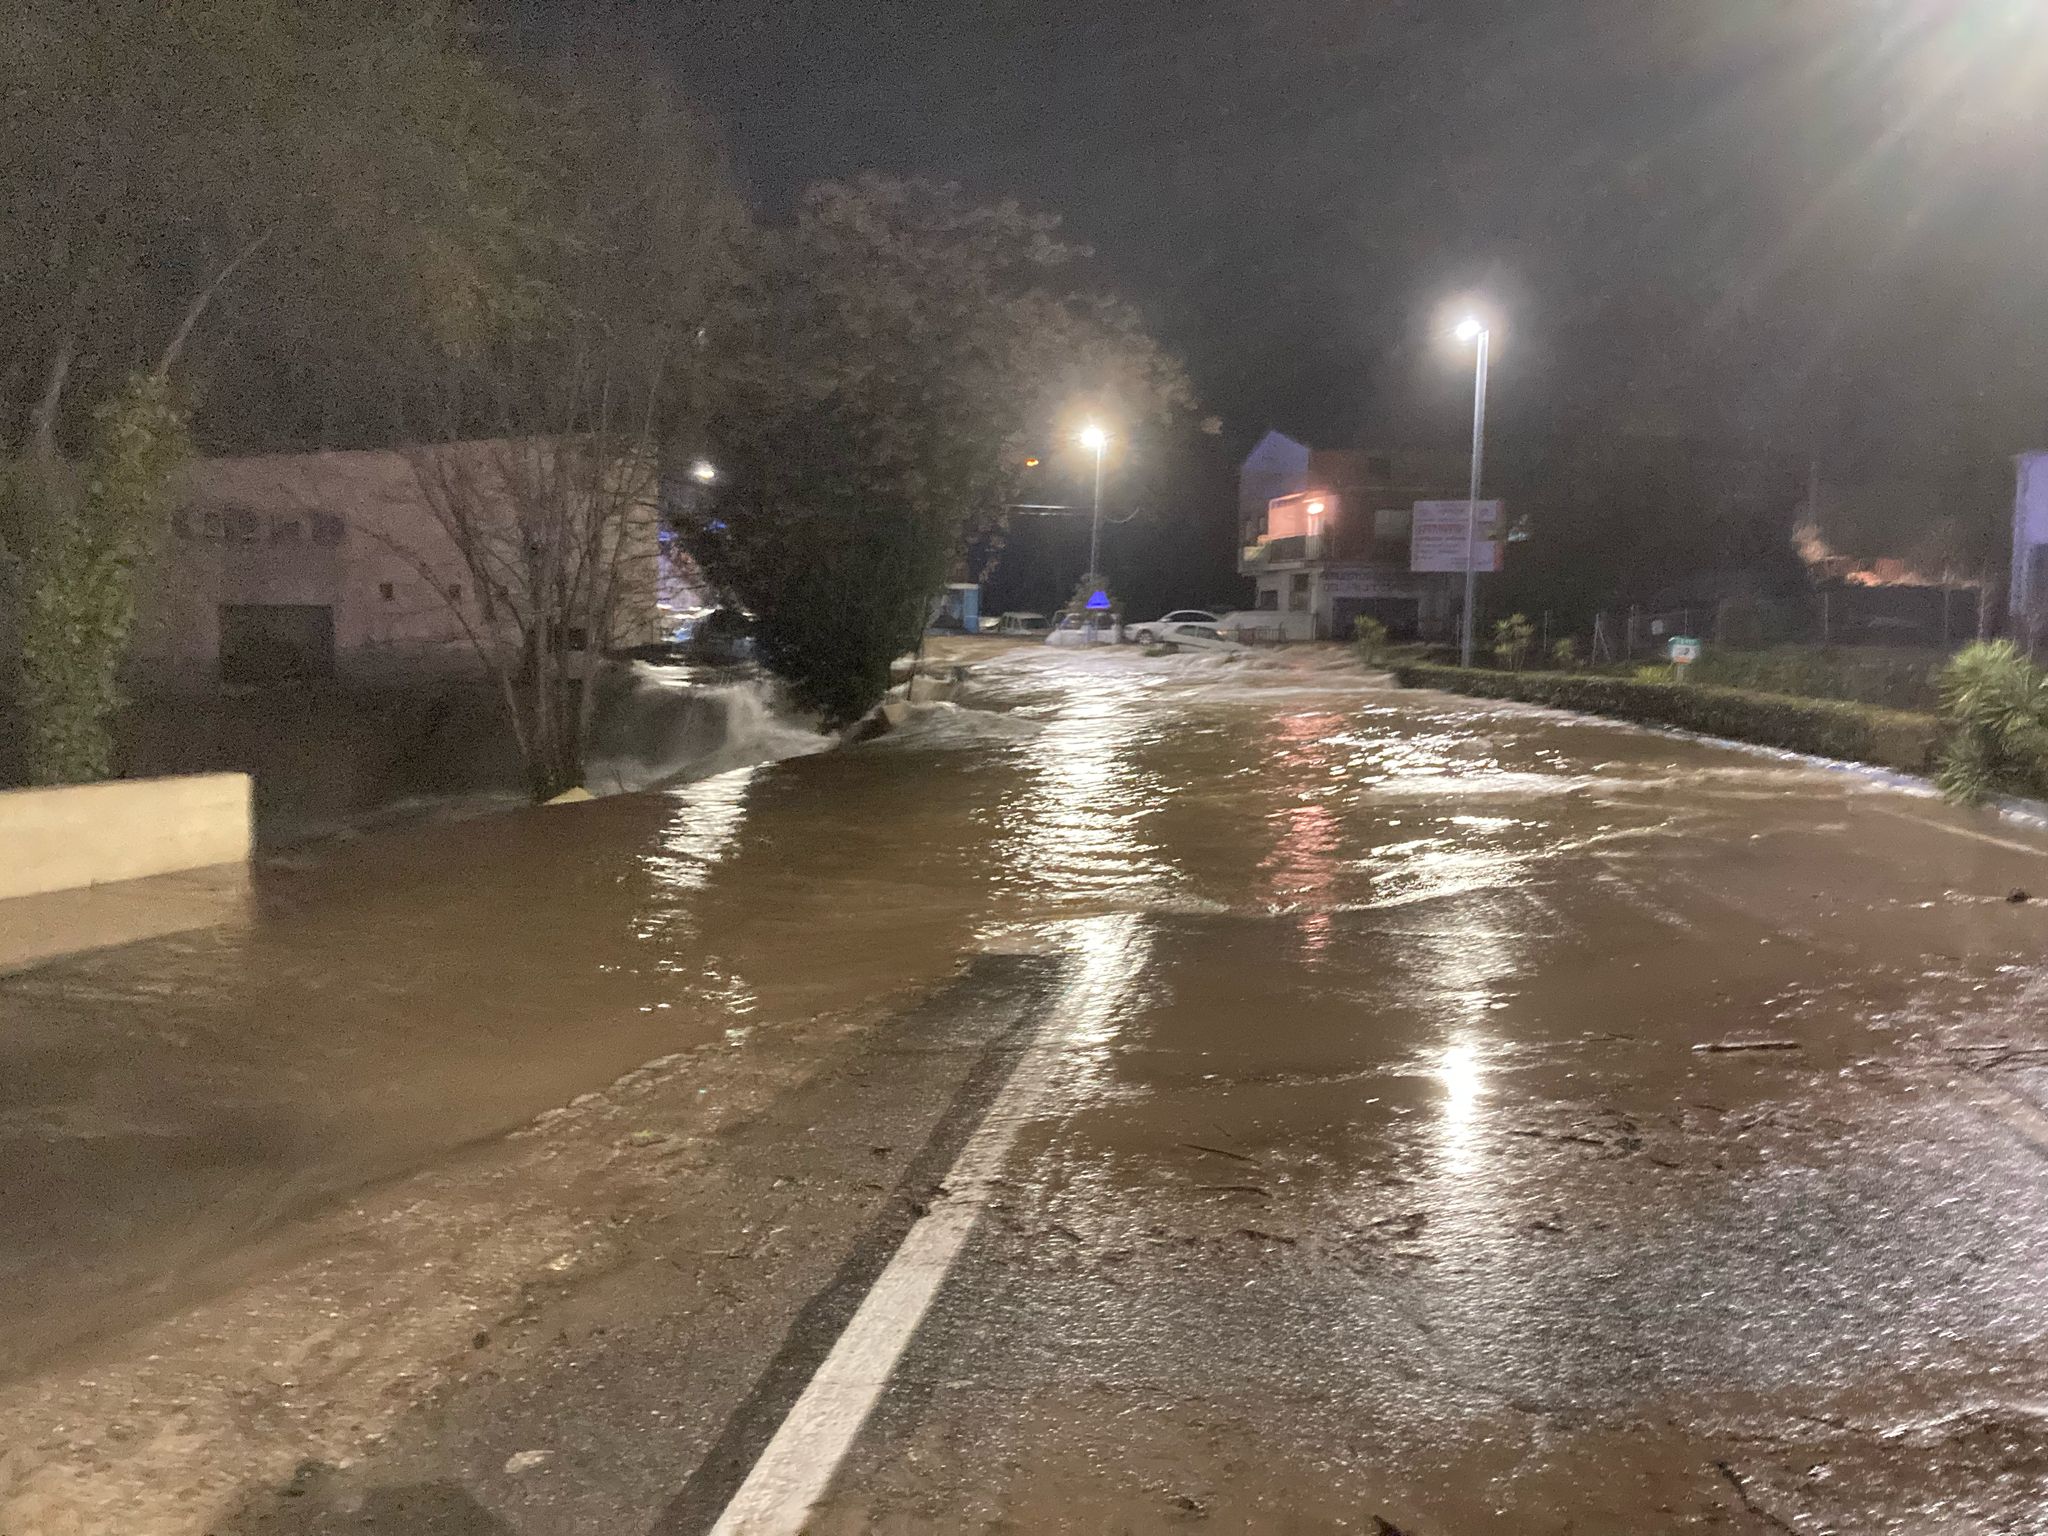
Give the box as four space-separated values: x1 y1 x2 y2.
702 917 1141 1536
1866 803 2048 860
1969 1076 2048 1155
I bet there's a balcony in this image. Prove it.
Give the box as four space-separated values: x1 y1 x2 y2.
1240 534 1317 571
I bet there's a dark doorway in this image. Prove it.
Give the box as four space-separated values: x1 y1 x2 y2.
219 604 336 685
1334 596 1420 641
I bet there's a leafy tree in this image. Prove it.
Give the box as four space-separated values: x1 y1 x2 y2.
1550 636 1581 669
686 176 1193 726
0 0 537 780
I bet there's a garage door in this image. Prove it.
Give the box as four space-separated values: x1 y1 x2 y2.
219 604 336 684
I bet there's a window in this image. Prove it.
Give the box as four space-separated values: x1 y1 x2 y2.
379 582 394 602
226 508 260 543
1366 454 1393 480
1256 588 1279 611
269 515 303 544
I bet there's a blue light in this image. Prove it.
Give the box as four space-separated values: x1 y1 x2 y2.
1085 589 1111 611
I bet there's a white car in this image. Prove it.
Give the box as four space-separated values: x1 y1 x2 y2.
1149 620 1244 653
1127 609 1221 645
1044 611 1122 647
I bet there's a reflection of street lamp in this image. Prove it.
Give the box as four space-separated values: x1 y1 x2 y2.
1079 424 1110 582
1453 315 1491 667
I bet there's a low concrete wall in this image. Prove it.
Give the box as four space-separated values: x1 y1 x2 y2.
0 773 252 900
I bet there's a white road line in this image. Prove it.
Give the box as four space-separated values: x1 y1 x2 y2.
707 918 1139 1535
1970 1078 2048 1154
1866 803 2048 859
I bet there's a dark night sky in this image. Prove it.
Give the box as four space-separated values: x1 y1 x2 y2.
519 1 2048 481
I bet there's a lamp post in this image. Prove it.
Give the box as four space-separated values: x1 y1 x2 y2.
1078 424 1109 584
1454 316 1491 667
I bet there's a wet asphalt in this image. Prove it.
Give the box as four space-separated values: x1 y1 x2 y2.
10 646 2048 1533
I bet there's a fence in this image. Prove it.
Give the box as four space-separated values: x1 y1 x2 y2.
1571 589 1989 665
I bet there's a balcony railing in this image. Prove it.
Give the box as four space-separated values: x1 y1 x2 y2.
1240 534 1319 570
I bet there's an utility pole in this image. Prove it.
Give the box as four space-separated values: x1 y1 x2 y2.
1457 320 1491 667
1081 425 1108 584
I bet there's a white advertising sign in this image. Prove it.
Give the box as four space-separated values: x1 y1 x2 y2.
1410 500 1505 573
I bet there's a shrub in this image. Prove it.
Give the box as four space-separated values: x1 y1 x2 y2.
1394 663 1939 776
1550 637 1580 669
1934 641 2048 804
1492 613 1534 671
1689 645 1943 712
1353 615 1390 663
11 372 192 784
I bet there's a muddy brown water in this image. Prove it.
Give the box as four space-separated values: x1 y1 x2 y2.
8 646 2048 1530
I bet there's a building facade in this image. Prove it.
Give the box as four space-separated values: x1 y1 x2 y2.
1236 432 1470 641
132 444 661 688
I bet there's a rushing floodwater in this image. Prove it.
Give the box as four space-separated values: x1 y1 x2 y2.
8 639 2048 1488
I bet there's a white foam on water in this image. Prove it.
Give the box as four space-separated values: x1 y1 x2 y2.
585 663 832 795
859 700 1045 750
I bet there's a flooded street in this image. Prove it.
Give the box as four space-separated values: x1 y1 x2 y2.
9 645 2048 1532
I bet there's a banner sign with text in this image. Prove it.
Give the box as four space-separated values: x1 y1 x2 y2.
1410 500 1505 573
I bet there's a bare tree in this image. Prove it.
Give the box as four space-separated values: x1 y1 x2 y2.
385 64 742 799
392 428 660 801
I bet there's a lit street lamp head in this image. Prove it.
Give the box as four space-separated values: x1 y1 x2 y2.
1078 424 1109 452
689 459 718 484
1455 316 1486 343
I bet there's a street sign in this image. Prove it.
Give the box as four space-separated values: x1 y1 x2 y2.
1410 501 1505 573
1669 636 1701 666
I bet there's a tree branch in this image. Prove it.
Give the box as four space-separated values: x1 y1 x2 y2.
153 228 276 380
29 327 78 473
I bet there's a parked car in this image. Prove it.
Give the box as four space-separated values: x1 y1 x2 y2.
1045 610 1123 647
995 611 1052 636
1127 609 1221 645
1150 620 1244 653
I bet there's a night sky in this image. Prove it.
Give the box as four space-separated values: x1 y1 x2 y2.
506 2 2048 607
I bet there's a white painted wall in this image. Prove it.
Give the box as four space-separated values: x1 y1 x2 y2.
0 774 251 901
2012 452 2048 622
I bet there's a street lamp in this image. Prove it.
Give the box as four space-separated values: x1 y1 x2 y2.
689 459 717 484
1078 424 1110 583
1453 316 1491 667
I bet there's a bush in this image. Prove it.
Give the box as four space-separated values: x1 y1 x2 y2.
1492 613 1534 671
1688 645 1943 712
1353 615 1390 663
1934 641 2048 804
1394 663 1939 775
1550 637 1580 669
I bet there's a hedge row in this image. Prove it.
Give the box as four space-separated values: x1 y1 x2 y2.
1394 664 1942 776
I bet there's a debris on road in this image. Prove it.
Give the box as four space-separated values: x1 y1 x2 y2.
502 1449 552 1474
1692 1039 1803 1053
